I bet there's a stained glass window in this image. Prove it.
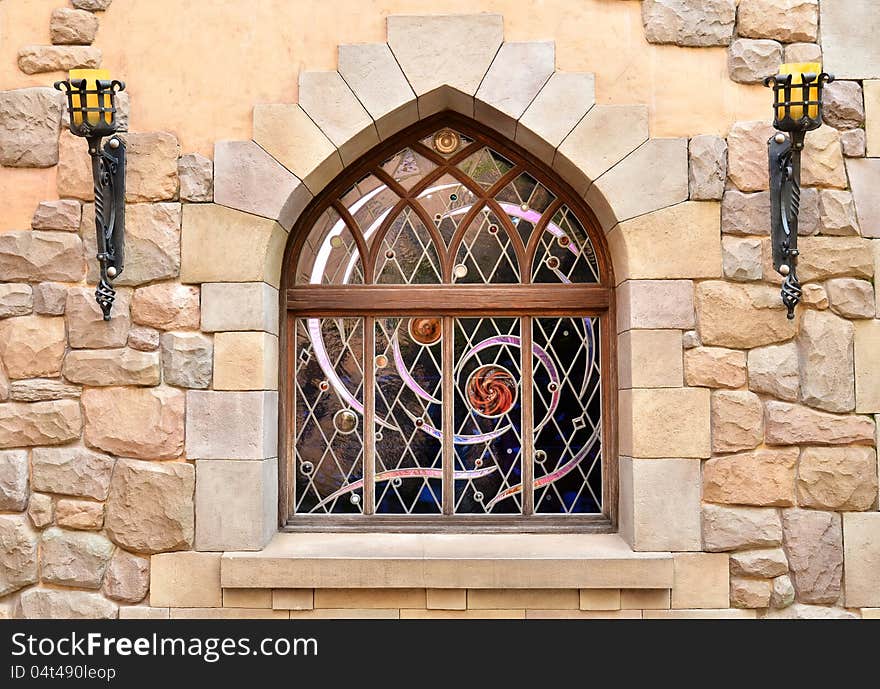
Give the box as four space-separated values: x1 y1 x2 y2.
287 121 612 526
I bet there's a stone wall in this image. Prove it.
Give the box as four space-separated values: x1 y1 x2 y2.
1 1 879 620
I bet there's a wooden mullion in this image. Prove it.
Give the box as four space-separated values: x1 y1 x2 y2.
442 316 454 515
521 316 535 516
363 316 375 515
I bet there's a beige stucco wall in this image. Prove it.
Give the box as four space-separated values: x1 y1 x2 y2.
0 0 767 232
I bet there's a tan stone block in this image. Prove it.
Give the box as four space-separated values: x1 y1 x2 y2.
119 606 169 620
195 459 276 551
55 499 103 530
401 609 522 620
826 279 874 320
386 14 503 117
66 287 130 349
865 81 880 157
672 553 729 609
32 200 80 231
728 38 783 84
272 589 314 610
555 105 648 195
31 282 67 316
150 552 221 608
213 140 308 222
620 588 670 610
730 577 772 608
785 42 822 63
337 43 417 140
802 283 829 309
727 121 775 192
730 549 789 578
102 551 149 604
178 153 213 203
130 282 199 332
609 201 722 282
819 189 860 236
50 7 99 45
252 104 342 196
299 71 378 165
703 504 782 551
517 72 595 165
711 390 764 453
644 608 756 619
619 388 710 458
696 281 797 348
722 237 763 281
703 447 797 506
467 589 578 610
618 330 683 389
186 391 278 460
0 400 81 449
797 237 874 280
737 0 818 42
0 284 33 318
0 88 63 168
861 608 880 619
748 342 799 401
180 204 286 288
855 320 880 413
0 316 65 379
782 508 843 604
57 130 92 200
764 401 875 446
172 608 288 619
684 347 746 389
802 126 847 189
526 609 642 619
642 0 735 47
213 332 278 391
223 589 271 609
616 280 694 332
122 132 180 203
201 283 279 334
426 588 466 610
619 456 702 551
291 608 398 619
589 138 688 227
0 231 84 283
475 42 555 139
798 446 878 511
315 588 426 609
32 445 112 499
62 348 160 386
579 588 621 611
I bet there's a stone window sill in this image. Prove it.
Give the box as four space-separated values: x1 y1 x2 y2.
220 532 673 589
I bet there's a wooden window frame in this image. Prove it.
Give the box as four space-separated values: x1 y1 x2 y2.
279 113 617 532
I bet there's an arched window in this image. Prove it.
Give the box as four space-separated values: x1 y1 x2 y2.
282 116 615 529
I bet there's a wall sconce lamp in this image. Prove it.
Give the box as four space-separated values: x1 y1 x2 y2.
764 62 834 319
55 69 126 320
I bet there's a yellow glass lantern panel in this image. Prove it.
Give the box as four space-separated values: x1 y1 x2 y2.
69 68 111 126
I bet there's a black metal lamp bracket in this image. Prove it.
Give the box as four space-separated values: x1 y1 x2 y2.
768 130 804 320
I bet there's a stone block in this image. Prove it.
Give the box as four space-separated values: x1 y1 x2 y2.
617 330 683 389
32 200 80 231
641 0 735 46
252 104 341 196
782 508 843 605
201 282 279 334
105 458 193 554
619 456 701 551
118 606 169 619
316 588 428 609
0 399 81 448
785 42 822 63
764 400 875 445
180 204 285 287
213 332 278 391
131 282 199 330
55 499 103 530
173 608 289 619
695 281 796 348
721 190 770 235
823 81 865 130
645 608 756 619
847 159 880 238
178 153 213 202
517 72 595 164
703 447 797 506
186 390 278 460
474 42 554 139
31 447 116 500
161 332 212 389
578 589 621 611
122 132 179 203
737 0 818 42
32 283 67 316
802 126 847 189
797 310 854 413
840 129 866 157
72 0 112 10
672 553 729 609
467 589 577 610
195 459 277 551
855 320 880 413
0 285 32 322
426 589 466 610
619 388 710 458
128 326 160 352
801 283 829 309
299 71 379 165
0 315 65 379
826 278 874 319
41 527 113 588
214 140 308 221
555 105 648 195
819 189 860 236
702 504 783 551
770 575 795 608
223 589 271 609
726 121 775 192
728 39 783 84
0 450 28 511
722 237 763 281
386 14 503 116
27 493 53 529
62 348 160 386
616 280 694 332
272 589 314 610
102 550 150 604
0 515 38 596
688 135 727 200
730 577 772 608
796 237 874 280
66 287 130 349
820 1 880 79
609 201 721 281
761 602 857 619
0 231 84 282
843 513 880 607
57 130 92 199
9 379 80 403
711 390 764 453
0 88 63 167
83 386 184 459
338 43 418 140
589 138 688 226
684 347 746 389
50 8 99 45
20 589 116 619
730 548 789 578
150 552 221 608
620 589 671 610
866 81 880 156
798 446 878 511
